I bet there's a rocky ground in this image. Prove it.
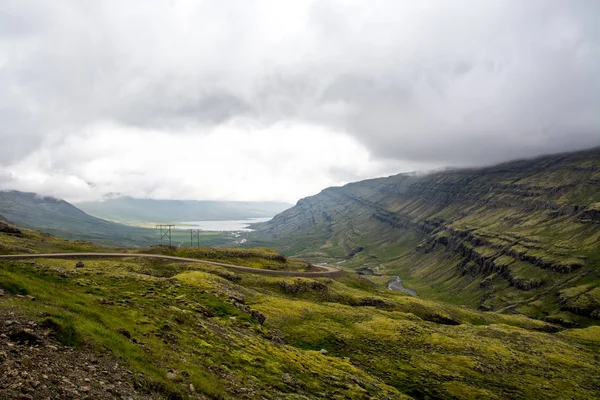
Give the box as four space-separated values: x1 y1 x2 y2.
0 302 161 400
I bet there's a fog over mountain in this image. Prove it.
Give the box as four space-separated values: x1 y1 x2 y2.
1 1 599 202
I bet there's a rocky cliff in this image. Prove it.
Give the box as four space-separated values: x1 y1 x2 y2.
253 148 600 326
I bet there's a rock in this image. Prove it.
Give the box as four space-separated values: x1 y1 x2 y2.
250 310 266 325
279 279 329 294
80 385 91 393
270 329 285 345
25 295 36 301
319 349 328 355
229 294 245 304
354 297 391 308
116 328 131 339
0 288 4 296
21 356 33 369
216 272 242 282
166 372 182 382
75 261 85 269
9 330 42 345
189 383 195 393
234 302 250 314
281 373 300 387
195 306 215 318
0 221 22 235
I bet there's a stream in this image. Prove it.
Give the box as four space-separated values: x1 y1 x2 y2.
388 276 418 296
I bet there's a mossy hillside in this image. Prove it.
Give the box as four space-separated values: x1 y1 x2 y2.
138 246 312 271
0 259 403 399
253 148 600 325
0 226 111 254
2 222 599 399
219 273 600 400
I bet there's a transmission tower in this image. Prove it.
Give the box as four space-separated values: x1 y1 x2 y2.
156 224 175 246
189 229 200 247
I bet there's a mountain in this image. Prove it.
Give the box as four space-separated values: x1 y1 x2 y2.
0 190 158 247
252 148 600 327
1 221 599 399
75 197 292 224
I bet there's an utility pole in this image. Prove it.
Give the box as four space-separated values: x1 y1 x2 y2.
156 224 175 247
189 229 200 247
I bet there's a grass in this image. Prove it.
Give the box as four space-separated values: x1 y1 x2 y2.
1 213 600 398
251 148 600 327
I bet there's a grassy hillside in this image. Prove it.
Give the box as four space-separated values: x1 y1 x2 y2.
252 148 600 327
75 197 291 224
0 191 233 248
1 222 599 399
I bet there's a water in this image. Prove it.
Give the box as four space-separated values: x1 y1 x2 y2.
388 276 418 296
174 217 271 232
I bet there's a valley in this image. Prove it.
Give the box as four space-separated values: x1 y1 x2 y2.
2 3 598 399
1 219 599 399
251 148 600 328
0 191 255 248
1 148 599 399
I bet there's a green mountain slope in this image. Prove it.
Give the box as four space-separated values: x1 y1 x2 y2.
0 191 253 248
1 222 599 399
252 148 600 327
0 190 157 247
75 197 291 224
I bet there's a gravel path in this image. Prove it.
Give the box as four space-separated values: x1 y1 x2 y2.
0 253 344 278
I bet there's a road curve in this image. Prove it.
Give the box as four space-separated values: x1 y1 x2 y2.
0 253 344 278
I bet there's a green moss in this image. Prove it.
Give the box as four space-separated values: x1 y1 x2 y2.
1 223 600 399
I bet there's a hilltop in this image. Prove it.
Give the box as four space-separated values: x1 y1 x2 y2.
1 220 599 398
252 148 600 327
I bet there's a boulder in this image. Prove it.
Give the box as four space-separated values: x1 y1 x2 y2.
250 310 266 325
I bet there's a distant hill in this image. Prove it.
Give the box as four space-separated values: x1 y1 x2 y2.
0 190 157 247
252 147 600 327
75 197 292 224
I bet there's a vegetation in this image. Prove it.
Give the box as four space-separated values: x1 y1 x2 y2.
0 190 237 248
252 148 600 327
1 222 599 399
139 246 313 271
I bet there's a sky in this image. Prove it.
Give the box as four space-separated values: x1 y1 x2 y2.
1 0 599 203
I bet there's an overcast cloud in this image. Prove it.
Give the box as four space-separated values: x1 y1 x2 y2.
1 0 599 202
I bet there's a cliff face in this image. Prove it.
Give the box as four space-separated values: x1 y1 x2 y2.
254 148 600 325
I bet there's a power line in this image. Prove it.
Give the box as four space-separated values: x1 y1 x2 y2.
189 229 200 247
156 224 175 247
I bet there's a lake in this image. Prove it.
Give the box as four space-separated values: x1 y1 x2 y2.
174 217 271 232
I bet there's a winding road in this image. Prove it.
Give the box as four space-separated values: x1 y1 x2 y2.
0 253 344 278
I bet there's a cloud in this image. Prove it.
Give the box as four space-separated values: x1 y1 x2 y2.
0 0 599 201
0 121 427 203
